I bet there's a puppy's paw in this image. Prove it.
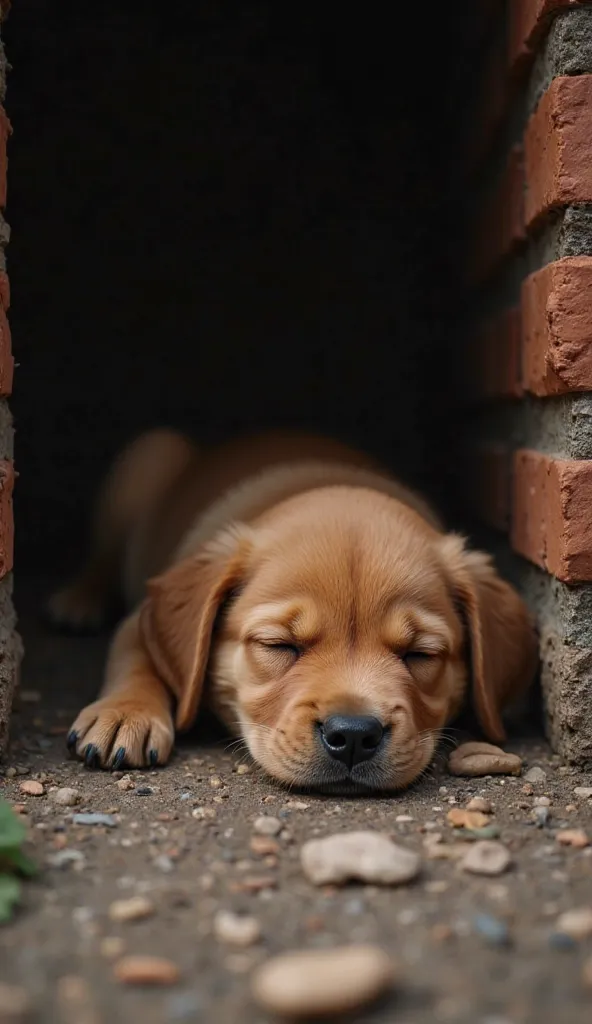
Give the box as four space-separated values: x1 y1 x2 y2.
67 698 175 769
46 581 109 633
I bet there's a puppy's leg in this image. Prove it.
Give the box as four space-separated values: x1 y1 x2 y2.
47 429 197 631
68 610 175 769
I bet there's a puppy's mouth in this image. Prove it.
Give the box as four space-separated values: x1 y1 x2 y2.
297 752 396 795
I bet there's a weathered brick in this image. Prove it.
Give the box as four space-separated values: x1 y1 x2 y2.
509 0 589 74
512 449 592 581
524 75 592 227
522 256 592 394
473 147 525 280
0 458 13 578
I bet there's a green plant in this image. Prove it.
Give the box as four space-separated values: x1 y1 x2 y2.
0 799 37 923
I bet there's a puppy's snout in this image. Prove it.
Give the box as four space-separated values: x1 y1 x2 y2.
319 714 384 769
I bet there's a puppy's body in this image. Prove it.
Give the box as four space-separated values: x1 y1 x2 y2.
50 430 538 791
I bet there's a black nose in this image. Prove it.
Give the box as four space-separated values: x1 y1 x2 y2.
320 715 384 769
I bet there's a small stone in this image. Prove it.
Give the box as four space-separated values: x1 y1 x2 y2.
466 797 492 814
472 913 510 946
213 910 261 947
251 945 394 1018
532 806 550 828
209 776 224 789
253 816 282 837
100 937 126 959
284 801 309 810
447 808 490 830
250 836 280 856
72 813 117 828
522 784 534 796
556 829 589 849
47 849 85 869
19 780 44 796
135 786 153 796
574 787 592 800
524 767 547 785
52 787 80 807
395 814 414 823
448 743 522 778
108 896 155 923
114 956 180 986
153 855 175 873
0 982 31 1023
555 908 592 940
425 880 449 894
301 831 420 886
461 841 511 876
235 764 251 775
534 795 551 807
192 807 216 821
116 775 135 791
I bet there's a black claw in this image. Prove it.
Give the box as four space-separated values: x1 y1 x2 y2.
84 744 99 769
66 730 78 752
112 747 126 770
149 749 158 767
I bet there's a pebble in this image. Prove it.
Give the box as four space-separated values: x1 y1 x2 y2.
135 786 153 797
251 945 394 1018
523 767 547 784
301 831 420 886
209 776 224 789
534 795 551 807
447 808 490 830
556 829 589 848
72 813 117 828
466 797 492 813
114 956 181 986
574 786 592 800
253 816 282 837
250 836 280 856
52 787 80 807
47 849 85 869
192 807 216 821
235 764 251 775
555 908 592 940
19 780 44 796
532 806 550 828
0 982 31 1023
472 913 510 947
213 910 261 947
153 855 175 873
461 841 511 876
100 937 126 959
116 775 135 791
448 743 522 778
109 896 155 923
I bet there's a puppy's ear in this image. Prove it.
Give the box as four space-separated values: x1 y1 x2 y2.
439 535 538 743
139 527 252 731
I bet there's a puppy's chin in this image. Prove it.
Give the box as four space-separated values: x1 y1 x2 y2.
243 724 437 794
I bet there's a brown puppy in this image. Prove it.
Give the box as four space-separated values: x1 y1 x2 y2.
48 430 538 791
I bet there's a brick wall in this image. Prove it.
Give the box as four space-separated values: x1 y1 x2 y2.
0 4 20 759
467 0 592 762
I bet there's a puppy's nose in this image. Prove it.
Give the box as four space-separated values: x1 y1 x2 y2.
320 714 384 769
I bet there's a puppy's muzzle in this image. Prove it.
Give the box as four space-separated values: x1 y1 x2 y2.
318 714 386 770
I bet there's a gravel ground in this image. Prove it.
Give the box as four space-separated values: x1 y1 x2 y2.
0 587 592 1023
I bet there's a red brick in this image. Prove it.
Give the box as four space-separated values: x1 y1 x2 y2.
473 147 525 281
509 1 588 75
466 444 511 532
0 460 14 578
0 107 10 209
522 256 592 395
475 306 523 400
0 272 10 311
524 76 592 228
512 449 592 582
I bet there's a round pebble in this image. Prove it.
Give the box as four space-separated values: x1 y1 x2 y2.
213 910 261 947
555 908 592 940
108 896 155 923
52 787 80 807
448 743 522 778
301 831 421 886
523 766 547 785
447 808 490 830
251 944 394 1018
466 797 492 814
556 829 589 848
253 816 282 837
114 956 180 986
19 780 44 797
461 841 511 876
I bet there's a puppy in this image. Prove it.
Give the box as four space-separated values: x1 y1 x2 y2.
48 429 538 791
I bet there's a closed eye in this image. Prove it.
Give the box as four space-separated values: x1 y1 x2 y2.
257 640 302 659
403 650 437 662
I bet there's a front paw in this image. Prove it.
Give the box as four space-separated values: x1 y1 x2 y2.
67 698 175 769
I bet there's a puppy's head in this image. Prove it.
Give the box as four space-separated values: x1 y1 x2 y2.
140 488 538 792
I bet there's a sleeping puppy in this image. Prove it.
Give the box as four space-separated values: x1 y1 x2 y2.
48 429 538 792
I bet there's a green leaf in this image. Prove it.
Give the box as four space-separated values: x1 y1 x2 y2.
4 847 37 878
0 872 21 924
0 800 26 852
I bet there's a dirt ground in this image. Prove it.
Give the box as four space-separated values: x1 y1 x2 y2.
1 586 592 1024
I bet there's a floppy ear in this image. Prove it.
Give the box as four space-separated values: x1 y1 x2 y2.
439 535 538 743
139 528 251 731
